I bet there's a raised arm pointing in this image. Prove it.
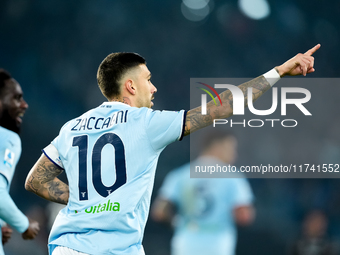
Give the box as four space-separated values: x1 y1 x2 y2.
184 44 321 136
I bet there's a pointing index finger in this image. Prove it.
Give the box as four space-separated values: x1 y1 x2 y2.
304 44 321 56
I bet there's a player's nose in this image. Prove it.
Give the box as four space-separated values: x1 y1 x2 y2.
152 83 157 94
21 98 28 109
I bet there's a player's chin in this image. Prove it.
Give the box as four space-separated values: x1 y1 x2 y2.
16 116 23 125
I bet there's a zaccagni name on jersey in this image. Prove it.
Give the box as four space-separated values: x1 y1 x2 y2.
71 110 128 131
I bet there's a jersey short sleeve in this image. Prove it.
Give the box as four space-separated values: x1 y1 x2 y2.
0 127 21 186
231 178 254 207
42 143 64 169
144 109 186 151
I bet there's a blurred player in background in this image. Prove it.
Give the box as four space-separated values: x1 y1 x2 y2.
25 45 319 255
152 130 254 255
0 69 40 255
289 210 337 255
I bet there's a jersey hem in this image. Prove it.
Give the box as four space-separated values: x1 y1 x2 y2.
0 172 9 187
179 110 187 141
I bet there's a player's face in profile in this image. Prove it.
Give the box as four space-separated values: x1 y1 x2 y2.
134 64 157 108
0 79 28 134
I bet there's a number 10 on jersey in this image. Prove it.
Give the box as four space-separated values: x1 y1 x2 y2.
72 133 127 201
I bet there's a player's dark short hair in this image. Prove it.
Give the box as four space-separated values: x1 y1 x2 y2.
97 52 146 99
0 69 12 98
201 129 235 150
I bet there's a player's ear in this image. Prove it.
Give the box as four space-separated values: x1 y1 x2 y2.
124 79 136 95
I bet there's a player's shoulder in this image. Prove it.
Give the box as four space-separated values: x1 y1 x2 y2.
167 162 190 179
0 126 20 145
123 106 157 123
140 108 185 124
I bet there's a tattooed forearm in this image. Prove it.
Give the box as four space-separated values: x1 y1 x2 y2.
183 107 213 136
25 154 69 205
184 75 271 136
46 179 69 204
238 76 270 107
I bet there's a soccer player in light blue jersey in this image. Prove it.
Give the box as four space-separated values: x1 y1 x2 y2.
152 130 254 255
25 45 319 255
0 69 40 255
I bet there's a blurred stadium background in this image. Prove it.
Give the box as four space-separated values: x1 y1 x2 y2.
1 0 340 254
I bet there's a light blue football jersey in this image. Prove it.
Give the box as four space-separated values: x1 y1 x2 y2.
159 156 254 255
44 102 186 255
0 126 21 188
0 126 29 255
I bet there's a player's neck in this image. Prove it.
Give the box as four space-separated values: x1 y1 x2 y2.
110 96 132 107
0 116 20 134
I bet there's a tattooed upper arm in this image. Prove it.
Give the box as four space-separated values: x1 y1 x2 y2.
25 154 62 190
25 154 69 204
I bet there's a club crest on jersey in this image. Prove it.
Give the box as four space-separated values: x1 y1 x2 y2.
55 156 62 167
4 149 15 168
